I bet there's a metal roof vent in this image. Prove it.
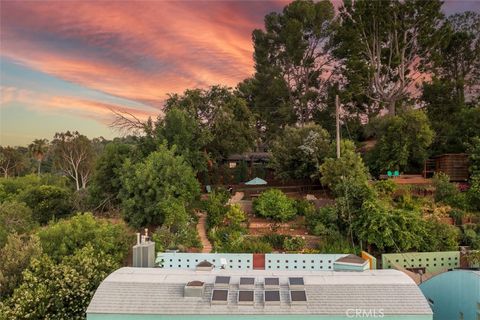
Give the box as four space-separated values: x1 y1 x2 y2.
184 281 205 298
132 229 155 268
196 260 214 271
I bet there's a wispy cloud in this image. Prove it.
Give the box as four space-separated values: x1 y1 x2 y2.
1 86 155 125
1 1 287 108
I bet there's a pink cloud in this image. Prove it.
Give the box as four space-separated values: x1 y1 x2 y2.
0 86 156 125
1 1 288 109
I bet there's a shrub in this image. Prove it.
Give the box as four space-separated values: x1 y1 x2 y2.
19 185 72 224
253 189 296 221
421 218 460 251
0 201 37 247
317 230 357 254
225 204 247 230
467 136 480 177
305 206 338 236
0 233 42 298
374 179 397 196
432 172 458 203
204 190 229 229
283 237 306 252
236 239 273 253
0 245 117 319
467 175 480 211
0 174 69 203
37 213 133 263
295 199 316 216
319 140 370 194
119 145 200 227
152 197 200 252
260 234 290 250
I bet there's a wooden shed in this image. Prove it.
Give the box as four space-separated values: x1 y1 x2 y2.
424 153 469 182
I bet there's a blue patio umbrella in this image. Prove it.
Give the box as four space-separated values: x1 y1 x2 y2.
244 177 267 185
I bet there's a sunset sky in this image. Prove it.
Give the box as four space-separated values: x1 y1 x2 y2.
1 0 479 146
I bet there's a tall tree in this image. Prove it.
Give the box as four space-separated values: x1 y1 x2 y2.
156 107 211 172
89 142 133 210
0 147 23 178
269 124 330 181
119 144 200 227
333 0 444 115
28 139 49 176
252 0 335 126
365 109 434 175
50 131 94 190
431 11 480 105
163 86 256 163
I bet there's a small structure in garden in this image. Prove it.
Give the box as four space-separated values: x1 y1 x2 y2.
424 153 469 181
244 177 268 185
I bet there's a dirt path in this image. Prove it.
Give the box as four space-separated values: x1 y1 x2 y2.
196 211 212 253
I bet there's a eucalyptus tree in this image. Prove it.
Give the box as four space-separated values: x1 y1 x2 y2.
333 0 444 115
430 11 480 105
50 131 94 190
251 0 336 127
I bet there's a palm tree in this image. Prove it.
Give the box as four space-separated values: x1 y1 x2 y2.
28 139 49 176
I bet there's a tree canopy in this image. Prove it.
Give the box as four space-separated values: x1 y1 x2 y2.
119 144 200 227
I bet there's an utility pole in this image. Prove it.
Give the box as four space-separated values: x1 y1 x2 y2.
336 95 341 159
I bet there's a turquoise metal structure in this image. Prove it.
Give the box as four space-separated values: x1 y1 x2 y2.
419 270 480 320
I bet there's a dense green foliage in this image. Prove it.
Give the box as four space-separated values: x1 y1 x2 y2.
120 145 200 227
152 197 200 252
269 124 330 181
89 142 133 210
0 201 36 247
20 185 72 224
0 234 42 298
162 86 256 165
253 189 297 221
320 140 370 197
248 0 335 137
0 245 117 319
366 110 434 175
37 213 132 264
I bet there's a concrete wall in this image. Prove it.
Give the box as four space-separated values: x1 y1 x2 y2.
382 251 460 274
265 253 347 271
88 314 433 320
157 253 253 270
157 253 348 271
419 270 480 320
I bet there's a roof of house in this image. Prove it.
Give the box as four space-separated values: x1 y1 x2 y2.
334 254 368 265
87 267 432 316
